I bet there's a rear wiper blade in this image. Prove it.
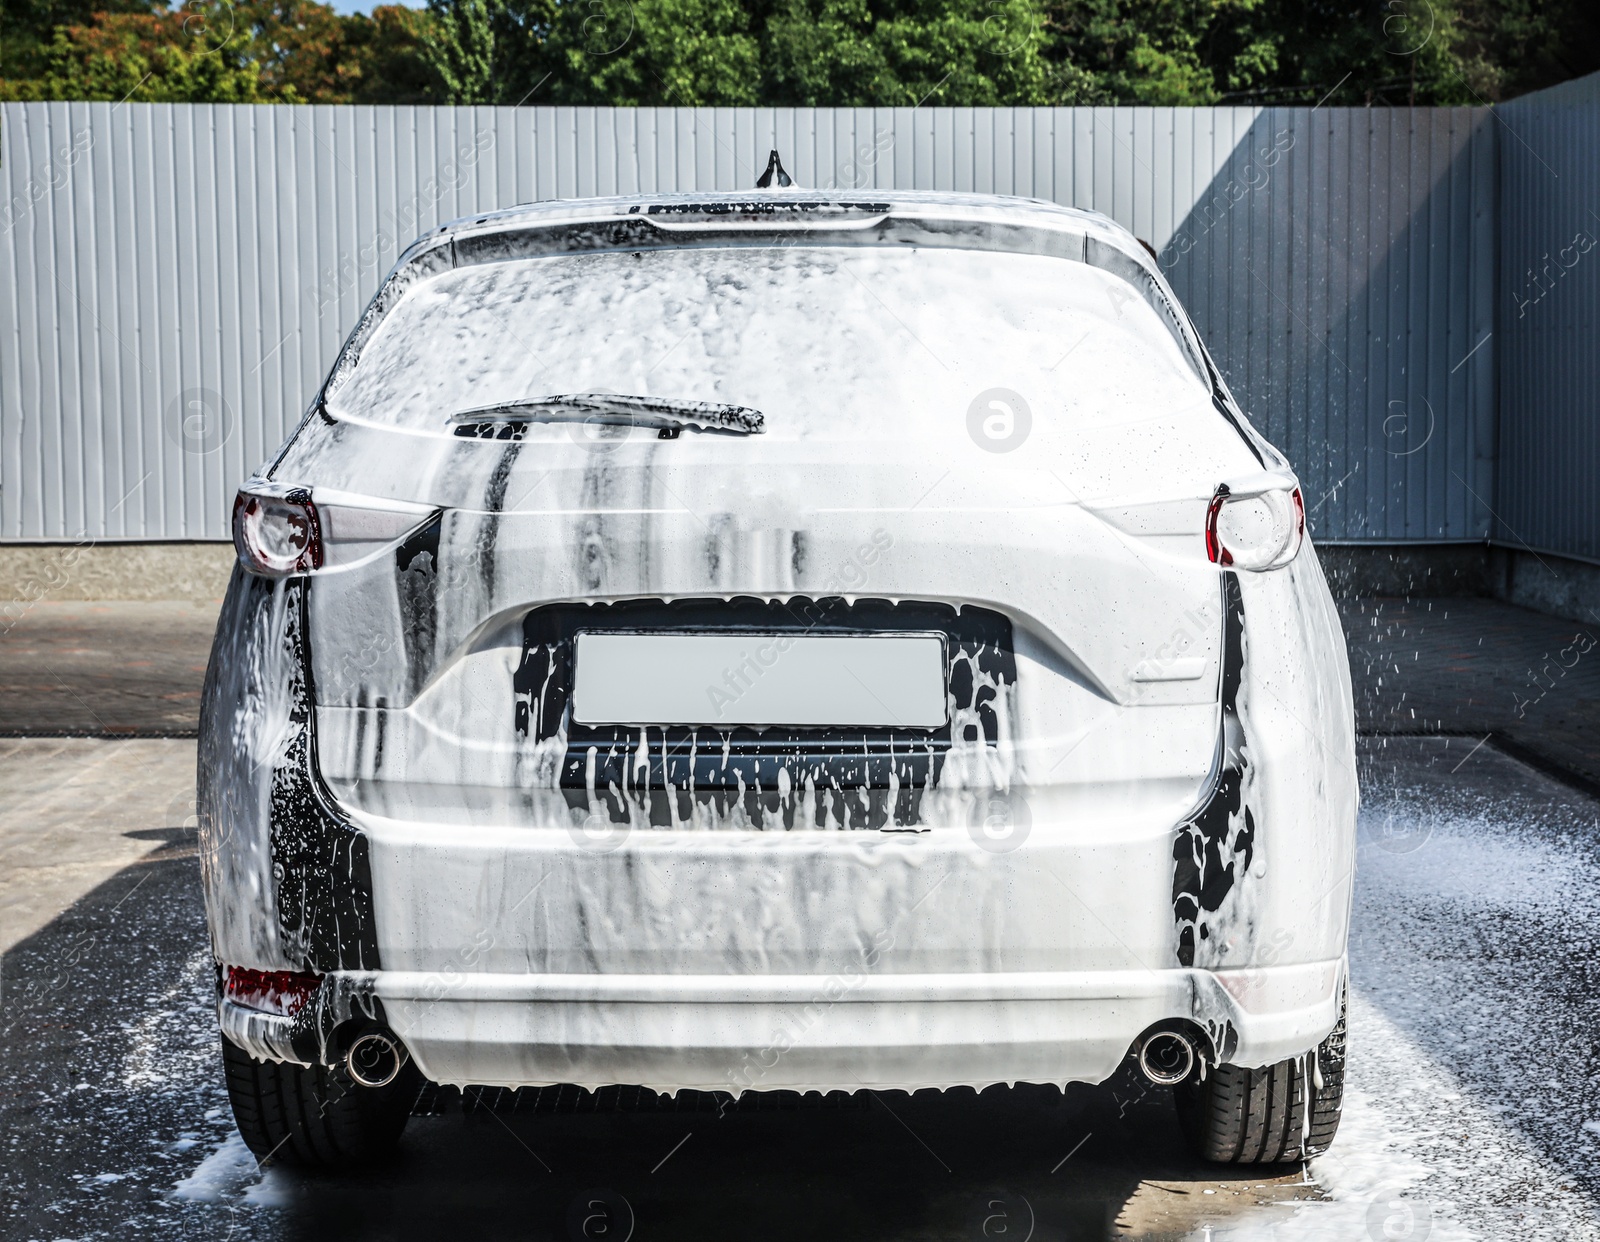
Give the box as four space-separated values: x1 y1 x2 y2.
450 394 765 439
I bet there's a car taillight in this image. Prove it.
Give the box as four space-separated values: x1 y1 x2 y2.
224 966 322 1017
233 485 322 576
1205 477 1304 571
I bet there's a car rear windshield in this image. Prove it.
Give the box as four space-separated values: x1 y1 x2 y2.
326 244 1216 436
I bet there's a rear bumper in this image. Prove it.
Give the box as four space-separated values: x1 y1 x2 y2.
220 958 1343 1093
218 751 1352 1091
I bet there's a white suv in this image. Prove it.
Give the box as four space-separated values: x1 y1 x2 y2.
201 186 1356 1170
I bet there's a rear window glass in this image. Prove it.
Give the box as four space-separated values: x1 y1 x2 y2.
327 245 1215 437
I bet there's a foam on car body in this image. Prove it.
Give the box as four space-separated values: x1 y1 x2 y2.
199 567 381 975
1171 572 1255 968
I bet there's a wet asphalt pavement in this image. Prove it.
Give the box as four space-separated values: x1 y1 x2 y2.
0 602 219 739
4 736 1600 1240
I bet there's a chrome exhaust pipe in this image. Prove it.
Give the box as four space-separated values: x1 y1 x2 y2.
1136 1029 1198 1085
345 1029 407 1088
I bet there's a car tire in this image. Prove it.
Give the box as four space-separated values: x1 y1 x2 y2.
221 1034 417 1168
1176 984 1347 1164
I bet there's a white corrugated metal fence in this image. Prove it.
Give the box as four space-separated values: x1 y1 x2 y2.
0 102 1505 545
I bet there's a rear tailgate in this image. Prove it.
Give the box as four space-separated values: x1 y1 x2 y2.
296 428 1241 830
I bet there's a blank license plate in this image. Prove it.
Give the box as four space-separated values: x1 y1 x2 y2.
571 632 947 728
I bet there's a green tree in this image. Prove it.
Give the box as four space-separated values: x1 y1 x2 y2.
1157 0 1600 107
478 0 763 106
761 0 1048 106
224 0 444 102
3 0 1598 109
555 0 762 105
346 4 440 102
1245 0 1484 105
418 0 1047 106
0 0 444 103
424 0 496 101
0 9 275 101
1039 0 1281 105
0 0 157 81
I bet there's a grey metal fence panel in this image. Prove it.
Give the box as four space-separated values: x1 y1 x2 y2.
1 101 1497 543
1497 73 1600 565
1158 106 1497 544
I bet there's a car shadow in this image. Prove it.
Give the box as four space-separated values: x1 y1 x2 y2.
254 1074 1254 1242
